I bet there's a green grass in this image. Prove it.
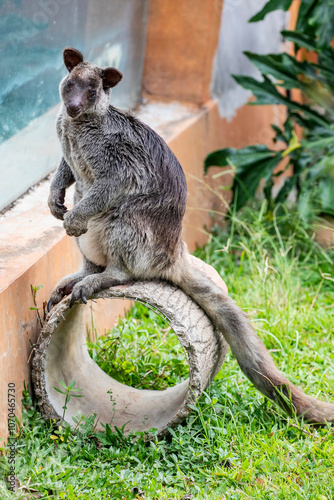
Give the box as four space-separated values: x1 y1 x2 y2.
86 303 189 391
1 202 334 500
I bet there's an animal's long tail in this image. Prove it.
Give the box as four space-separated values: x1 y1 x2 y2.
172 257 334 423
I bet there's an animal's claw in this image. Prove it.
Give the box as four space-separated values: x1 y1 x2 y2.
81 290 87 304
69 289 88 308
47 299 53 313
55 201 67 211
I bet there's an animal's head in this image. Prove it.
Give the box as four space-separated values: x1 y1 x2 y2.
60 47 123 119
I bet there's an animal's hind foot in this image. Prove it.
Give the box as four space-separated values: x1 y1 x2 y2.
47 259 106 312
47 273 88 312
47 281 79 312
69 272 132 307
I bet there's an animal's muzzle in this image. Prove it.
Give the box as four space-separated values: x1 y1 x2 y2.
66 104 82 118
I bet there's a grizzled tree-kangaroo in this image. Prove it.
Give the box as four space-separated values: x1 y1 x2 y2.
47 47 334 424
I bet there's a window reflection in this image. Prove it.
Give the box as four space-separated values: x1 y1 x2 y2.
0 0 149 210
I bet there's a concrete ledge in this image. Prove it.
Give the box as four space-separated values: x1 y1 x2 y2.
0 99 282 438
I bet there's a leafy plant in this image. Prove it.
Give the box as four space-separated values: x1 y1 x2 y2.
205 0 334 221
29 284 46 327
53 380 83 420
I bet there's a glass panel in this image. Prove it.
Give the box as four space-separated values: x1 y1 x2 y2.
0 0 149 211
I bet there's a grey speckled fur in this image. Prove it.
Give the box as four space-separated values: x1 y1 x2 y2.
48 48 334 424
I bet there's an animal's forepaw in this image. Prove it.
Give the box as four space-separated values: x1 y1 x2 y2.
69 282 94 308
63 211 88 237
48 189 68 221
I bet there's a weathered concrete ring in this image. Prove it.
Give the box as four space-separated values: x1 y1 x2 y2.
32 277 228 437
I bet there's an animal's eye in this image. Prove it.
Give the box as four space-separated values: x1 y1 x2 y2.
89 90 96 99
65 80 72 90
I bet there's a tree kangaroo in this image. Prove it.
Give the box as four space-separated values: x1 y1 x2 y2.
47 47 334 424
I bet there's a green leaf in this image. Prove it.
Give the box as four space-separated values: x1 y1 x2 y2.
319 177 334 213
309 156 334 180
297 188 315 222
263 177 274 206
233 74 329 127
316 11 334 48
271 124 288 145
303 135 334 154
205 145 278 174
59 380 69 390
303 2 334 47
232 74 288 106
293 153 312 176
207 146 285 214
281 35 334 80
232 151 283 211
281 30 318 52
295 0 319 35
275 176 297 203
249 0 293 22
244 52 310 89
105 423 114 441
288 112 322 132
121 360 135 373
53 387 66 395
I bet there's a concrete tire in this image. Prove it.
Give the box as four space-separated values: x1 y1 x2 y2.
32 280 228 438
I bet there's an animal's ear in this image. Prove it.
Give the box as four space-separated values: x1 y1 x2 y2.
63 47 84 72
102 68 123 89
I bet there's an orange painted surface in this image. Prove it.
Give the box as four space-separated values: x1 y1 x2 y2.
0 237 79 440
179 100 286 250
289 0 300 32
142 0 223 105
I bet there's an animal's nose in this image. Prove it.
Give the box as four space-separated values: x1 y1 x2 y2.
66 104 82 117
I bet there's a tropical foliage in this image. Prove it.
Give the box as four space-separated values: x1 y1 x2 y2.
205 0 334 220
